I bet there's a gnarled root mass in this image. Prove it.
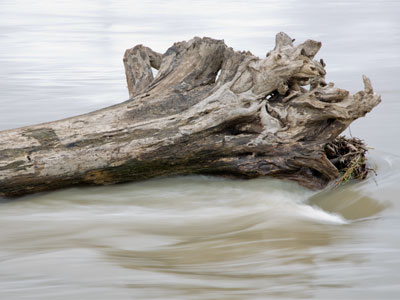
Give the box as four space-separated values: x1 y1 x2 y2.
0 33 381 197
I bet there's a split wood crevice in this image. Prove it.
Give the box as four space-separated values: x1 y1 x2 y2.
0 33 381 197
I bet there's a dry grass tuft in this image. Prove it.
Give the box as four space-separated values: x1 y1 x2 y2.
325 136 376 187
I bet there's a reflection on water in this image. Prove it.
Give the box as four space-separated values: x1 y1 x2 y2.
1 0 400 299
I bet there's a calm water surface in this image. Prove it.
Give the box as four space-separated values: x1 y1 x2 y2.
0 0 400 299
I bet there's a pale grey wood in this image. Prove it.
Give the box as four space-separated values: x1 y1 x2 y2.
0 33 381 197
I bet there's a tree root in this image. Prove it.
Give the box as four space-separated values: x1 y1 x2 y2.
0 33 381 197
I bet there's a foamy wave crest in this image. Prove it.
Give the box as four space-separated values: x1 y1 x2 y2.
296 204 349 224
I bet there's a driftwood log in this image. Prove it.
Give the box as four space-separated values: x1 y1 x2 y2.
0 33 380 197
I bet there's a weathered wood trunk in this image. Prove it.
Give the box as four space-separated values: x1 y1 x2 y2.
0 33 380 197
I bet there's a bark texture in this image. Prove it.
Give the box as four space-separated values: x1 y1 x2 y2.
0 33 381 197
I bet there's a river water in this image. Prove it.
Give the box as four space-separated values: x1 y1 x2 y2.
1 0 400 299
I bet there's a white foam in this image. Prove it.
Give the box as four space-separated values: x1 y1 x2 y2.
296 204 349 225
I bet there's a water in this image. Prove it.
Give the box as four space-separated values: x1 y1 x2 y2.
0 0 400 299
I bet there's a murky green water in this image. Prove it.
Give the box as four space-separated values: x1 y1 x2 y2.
1 0 400 299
